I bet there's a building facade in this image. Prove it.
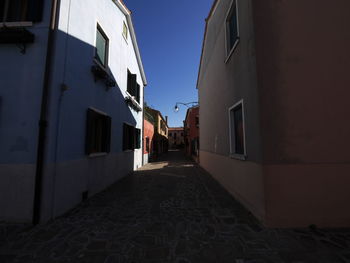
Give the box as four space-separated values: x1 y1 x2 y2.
168 127 184 149
145 107 168 157
0 0 146 223
184 106 199 162
197 0 350 227
143 111 154 165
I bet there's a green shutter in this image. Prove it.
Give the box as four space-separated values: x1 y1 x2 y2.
136 129 141 149
136 83 140 103
127 72 137 97
105 116 111 153
123 123 128 151
85 109 96 154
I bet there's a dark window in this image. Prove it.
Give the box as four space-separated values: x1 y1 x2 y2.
230 102 245 155
169 133 172 137
146 137 150 152
195 116 199 126
181 132 183 136
127 70 140 103
0 0 44 22
123 123 141 151
227 3 239 53
85 108 111 155
135 128 141 149
95 25 109 67
174 132 177 139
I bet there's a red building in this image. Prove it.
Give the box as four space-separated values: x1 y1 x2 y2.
143 112 154 165
184 106 199 162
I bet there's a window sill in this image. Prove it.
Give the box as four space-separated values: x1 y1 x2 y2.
0 22 33 28
125 91 142 112
93 58 107 71
229 153 246 161
88 152 108 158
225 38 240 64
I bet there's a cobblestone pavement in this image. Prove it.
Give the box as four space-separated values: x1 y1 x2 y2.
1 150 350 263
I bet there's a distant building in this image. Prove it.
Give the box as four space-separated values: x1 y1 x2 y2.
145 107 168 157
197 0 350 227
143 111 154 165
0 0 146 223
168 127 184 149
184 106 199 162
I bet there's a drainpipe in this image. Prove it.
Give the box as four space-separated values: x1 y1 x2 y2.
32 0 60 225
142 88 144 166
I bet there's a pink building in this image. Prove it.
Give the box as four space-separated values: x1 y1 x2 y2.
197 0 350 227
143 115 154 165
184 106 199 162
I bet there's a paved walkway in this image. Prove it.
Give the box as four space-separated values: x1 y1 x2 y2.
1 150 350 263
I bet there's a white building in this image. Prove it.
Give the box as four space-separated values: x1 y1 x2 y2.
0 0 147 223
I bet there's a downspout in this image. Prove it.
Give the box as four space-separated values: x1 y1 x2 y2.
32 0 59 225
142 87 144 166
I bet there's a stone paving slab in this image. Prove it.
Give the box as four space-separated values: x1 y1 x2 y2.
1 151 350 262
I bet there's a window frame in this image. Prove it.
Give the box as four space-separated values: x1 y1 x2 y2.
228 99 247 160
126 69 141 104
85 107 111 157
94 23 109 68
123 123 141 151
225 0 240 63
0 0 43 25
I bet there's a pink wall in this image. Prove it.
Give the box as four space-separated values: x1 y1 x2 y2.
253 0 350 227
143 119 154 154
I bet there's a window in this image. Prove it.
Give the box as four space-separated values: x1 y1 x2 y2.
127 70 140 103
195 116 199 127
85 108 111 155
169 133 172 137
123 123 141 151
0 0 44 23
122 21 128 40
226 0 239 55
229 100 246 157
95 25 109 67
181 132 183 136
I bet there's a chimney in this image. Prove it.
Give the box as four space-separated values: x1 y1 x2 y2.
165 116 168 124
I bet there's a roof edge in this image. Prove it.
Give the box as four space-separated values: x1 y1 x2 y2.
114 0 148 86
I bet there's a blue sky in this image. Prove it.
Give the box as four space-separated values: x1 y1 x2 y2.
124 0 213 127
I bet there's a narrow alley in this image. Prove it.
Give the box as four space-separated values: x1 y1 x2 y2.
0 150 349 263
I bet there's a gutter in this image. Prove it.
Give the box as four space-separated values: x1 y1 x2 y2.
32 0 60 225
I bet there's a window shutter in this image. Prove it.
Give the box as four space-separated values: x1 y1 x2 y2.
85 109 95 155
105 116 111 153
27 0 45 22
0 3 4 21
131 74 137 97
136 83 140 103
137 129 141 149
123 123 127 151
131 126 135 150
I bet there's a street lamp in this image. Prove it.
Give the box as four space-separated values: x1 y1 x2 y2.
174 102 198 113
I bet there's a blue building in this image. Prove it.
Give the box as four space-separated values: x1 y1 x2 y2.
0 0 147 223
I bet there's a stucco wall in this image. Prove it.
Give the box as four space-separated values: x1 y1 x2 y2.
198 0 265 220
37 0 146 222
0 0 52 222
200 151 265 220
253 0 350 227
